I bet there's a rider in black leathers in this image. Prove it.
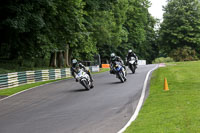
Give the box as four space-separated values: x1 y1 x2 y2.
109 53 126 74
126 49 138 66
71 59 93 82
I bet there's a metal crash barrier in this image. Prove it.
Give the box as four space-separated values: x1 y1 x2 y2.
0 68 71 90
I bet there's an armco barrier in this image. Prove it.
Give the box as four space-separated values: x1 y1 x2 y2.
0 66 100 90
0 68 71 90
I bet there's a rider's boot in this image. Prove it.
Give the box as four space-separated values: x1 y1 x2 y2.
88 72 93 82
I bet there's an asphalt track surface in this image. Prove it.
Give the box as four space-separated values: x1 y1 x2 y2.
0 64 157 133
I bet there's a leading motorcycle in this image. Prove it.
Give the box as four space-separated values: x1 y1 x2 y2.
76 68 94 90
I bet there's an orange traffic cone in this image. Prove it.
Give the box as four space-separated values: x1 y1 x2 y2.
164 78 169 91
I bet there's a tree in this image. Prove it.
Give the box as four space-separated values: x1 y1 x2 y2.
0 0 159 67
140 13 159 63
0 0 97 67
122 0 159 63
0 0 56 60
49 0 97 67
159 0 200 59
84 0 129 62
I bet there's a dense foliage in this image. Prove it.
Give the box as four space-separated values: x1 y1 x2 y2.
170 46 198 61
0 0 158 67
152 57 174 64
159 0 200 61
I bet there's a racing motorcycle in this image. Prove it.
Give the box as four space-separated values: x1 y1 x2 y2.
128 57 137 74
76 68 94 90
113 61 127 83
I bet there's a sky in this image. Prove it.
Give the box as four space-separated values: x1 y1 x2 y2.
148 0 167 21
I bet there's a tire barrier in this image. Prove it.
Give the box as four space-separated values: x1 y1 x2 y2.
0 68 71 90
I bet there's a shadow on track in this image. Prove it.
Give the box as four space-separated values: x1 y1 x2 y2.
67 88 89 93
107 81 125 85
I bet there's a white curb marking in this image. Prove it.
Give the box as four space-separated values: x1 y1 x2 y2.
118 65 158 133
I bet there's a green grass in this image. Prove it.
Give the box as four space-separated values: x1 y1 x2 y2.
93 68 110 74
125 61 200 133
0 68 109 97
0 79 67 96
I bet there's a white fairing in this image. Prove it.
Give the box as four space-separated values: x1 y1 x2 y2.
76 69 90 82
129 57 136 64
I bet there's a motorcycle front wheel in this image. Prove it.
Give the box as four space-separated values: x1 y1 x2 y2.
90 81 94 88
117 72 124 83
130 64 136 74
81 80 90 90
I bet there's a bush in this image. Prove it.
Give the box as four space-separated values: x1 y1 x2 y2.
152 57 174 64
170 46 199 61
0 58 51 74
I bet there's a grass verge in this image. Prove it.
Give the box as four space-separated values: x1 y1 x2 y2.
0 78 67 96
125 61 200 133
0 68 109 97
93 68 110 74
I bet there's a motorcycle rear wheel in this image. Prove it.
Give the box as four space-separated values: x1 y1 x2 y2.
130 64 135 74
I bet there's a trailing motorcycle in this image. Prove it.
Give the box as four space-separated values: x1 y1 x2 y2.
76 68 94 90
113 61 127 83
128 57 137 74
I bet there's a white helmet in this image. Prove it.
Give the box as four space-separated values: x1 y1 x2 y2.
110 53 116 60
72 59 77 64
110 53 115 58
128 49 132 53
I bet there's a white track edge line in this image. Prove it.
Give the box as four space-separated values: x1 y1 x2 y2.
118 65 158 133
0 77 72 102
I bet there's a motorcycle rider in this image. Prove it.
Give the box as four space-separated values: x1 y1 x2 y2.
126 49 138 66
109 53 126 74
71 59 93 82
